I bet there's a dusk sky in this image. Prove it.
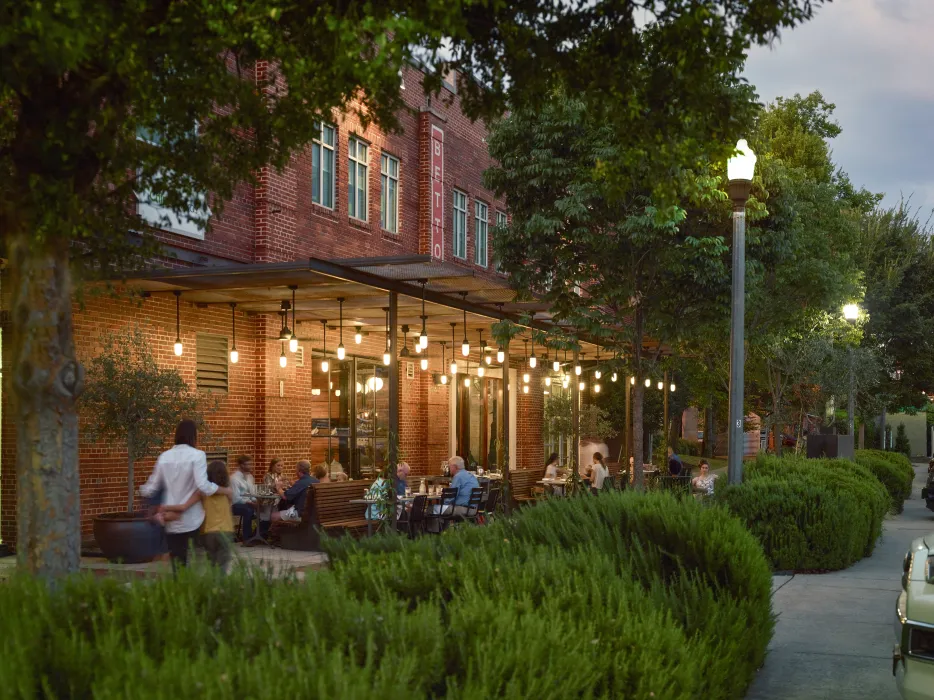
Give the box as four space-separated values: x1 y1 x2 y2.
743 0 934 212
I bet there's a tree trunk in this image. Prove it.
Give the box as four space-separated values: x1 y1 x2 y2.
879 409 887 450
772 421 782 457
10 236 83 579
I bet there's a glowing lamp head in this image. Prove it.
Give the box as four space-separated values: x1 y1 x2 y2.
414 342 421 354
553 360 560 372
727 139 757 181
630 376 635 385
321 359 329 372
578 381 586 391
462 341 470 357
229 349 239 364
383 351 391 366
478 365 485 377
174 340 183 356
354 328 363 344
523 373 530 383
337 344 346 361
529 354 537 369
594 383 601 393
419 332 428 350
670 383 676 392
485 354 492 365
279 353 287 368
334 389 341 397
545 376 552 387
645 378 651 388
843 303 859 321
657 381 663 390
420 357 428 371
356 382 363 394
497 348 505 363
594 369 601 379
450 361 458 375
463 376 470 387
440 374 448 385
523 385 529 394
289 337 298 353
574 364 582 376
611 373 617 382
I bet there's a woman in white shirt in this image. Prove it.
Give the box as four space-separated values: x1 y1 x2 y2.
591 452 609 493
140 420 231 568
543 453 560 480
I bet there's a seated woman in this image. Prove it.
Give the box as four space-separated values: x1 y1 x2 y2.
543 452 560 480
365 463 409 521
590 452 609 493
691 460 718 496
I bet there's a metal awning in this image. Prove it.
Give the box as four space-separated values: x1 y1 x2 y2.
116 255 636 357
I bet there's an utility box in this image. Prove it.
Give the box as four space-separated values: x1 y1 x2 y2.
807 434 854 460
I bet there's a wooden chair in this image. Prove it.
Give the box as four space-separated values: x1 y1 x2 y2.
510 469 545 507
277 480 373 551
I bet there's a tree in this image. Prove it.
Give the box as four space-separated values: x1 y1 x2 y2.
82 328 214 513
1 0 823 578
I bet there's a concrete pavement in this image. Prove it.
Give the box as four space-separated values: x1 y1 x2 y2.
746 461 934 700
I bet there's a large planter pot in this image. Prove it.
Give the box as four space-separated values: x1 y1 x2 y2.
93 512 166 564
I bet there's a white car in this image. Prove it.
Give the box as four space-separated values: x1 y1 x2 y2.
894 533 934 698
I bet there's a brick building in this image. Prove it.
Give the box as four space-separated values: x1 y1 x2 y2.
0 67 601 544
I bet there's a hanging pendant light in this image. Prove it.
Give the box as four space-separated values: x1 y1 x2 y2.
594 347 601 379
279 343 287 368
579 381 586 391
545 376 552 387
383 308 391 366
630 376 636 385
449 323 458 374
574 357 582 376
420 355 428 371
463 361 471 387
289 287 298 352
611 373 617 382
523 372 530 384
460 296 470 357
354 326 363 345
645 378 651 388
478 364 485 378
523 385 529 394
658 380 664 391
400 325 411 358
440 342 449 384
173 291 183 356
552 347 560 372
522 339 529 371
594 383 601 393
311 341 320 395
336 298 346 360
278 300 292 342
320 321 329 372
229 302 239 364
496 345 505 363
419 281 429 349
529 336 537 369
670 382 676 392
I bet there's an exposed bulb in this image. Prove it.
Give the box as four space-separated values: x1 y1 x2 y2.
462 341 470 357
485 354 492 365
552 360 560 372
420 357 428 371
594 383 601 393
630 376 635 385
311 388 320 396
579 381 586 391
545 376 552 387
383 351 391 366
335 389 341 397
523 373 530 384
478 365 485 377
289 337 298 353
321 359 329 372
463 376 470 387
670 383 676 392
337 344 346 360
415 342 422 354
450 361 458 375
611 373 617 382
356 382 363 393
645 378 651 388
562 377 570 388
229 349 239 364
594 369 601 379
574 364 582 376
523 385 529 394
174 340 183 356
657 381 664 390
440 374 448 385
420 333 428 350
529 355 537 369
355 330 362 344
497 348 505 363
279 353 287 368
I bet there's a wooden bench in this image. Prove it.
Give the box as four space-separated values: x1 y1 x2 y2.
509 468 545 507
277 480 373 551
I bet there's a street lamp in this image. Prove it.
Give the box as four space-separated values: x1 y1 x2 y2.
844 303 861 440
727 138 756 485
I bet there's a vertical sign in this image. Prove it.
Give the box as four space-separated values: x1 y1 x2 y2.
430 125 444 260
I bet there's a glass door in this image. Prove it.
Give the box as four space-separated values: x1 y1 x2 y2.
354 360 389 479
456 374 502 471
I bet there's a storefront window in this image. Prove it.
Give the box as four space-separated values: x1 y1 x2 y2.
355 360 389 479
456 373 503 470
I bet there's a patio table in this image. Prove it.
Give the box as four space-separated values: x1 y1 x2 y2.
243 493 281 547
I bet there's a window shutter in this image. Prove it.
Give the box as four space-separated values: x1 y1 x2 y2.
196 333 229 393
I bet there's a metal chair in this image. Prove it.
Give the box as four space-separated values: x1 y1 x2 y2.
427 487 458 533
480 488 501 524
456 487 485 525
401 495 428 538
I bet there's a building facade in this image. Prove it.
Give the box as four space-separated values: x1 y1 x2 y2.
0 67 550 543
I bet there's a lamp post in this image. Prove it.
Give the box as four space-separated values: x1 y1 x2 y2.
843 303 860 442
727 139 756 485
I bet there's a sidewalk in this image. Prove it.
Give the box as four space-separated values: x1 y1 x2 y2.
746 461 934 700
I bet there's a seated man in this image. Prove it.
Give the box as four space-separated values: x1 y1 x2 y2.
449 456 480 517
230 455 257 539
271 460 318 524
667 447 684 476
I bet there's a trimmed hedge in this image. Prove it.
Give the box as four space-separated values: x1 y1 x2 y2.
717 454 889 571
855 449 915 513
0 491 776 700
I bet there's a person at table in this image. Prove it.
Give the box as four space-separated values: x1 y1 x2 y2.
270 460 317 524
544 452 560 480
591 452 609 493
230 455 258 540
313 462 330 483
263 457 284 493
667 447 684 476
396 462 411 497
448 456 480 516
691 460 718 496
140 419 231 569
579 459 594 485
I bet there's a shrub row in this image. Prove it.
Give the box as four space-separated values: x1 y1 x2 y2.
1 492 774 700
717 454 890 571
854 449 915 513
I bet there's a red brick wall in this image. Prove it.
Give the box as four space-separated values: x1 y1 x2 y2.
516 364 546 470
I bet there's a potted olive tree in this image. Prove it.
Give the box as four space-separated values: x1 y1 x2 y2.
83 327 212 562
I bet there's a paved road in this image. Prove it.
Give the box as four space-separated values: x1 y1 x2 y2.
746 461 934 700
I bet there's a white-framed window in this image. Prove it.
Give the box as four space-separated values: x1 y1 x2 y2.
348 136 368 221
453 190 468 259
494 210 507 271
474 200 489 267
312 122 336 209
380 153 400 233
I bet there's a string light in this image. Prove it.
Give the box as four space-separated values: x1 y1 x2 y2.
321 321 329 372
229 302 238 364
529 336 537 369
354 326 363 344
657 380 664 390
611 373 617 382
336 298 346 360
450 323 458 374
419 282 429 349
440 342 449 384
461 296 470 357
594 383 601 393
645 378 651 388
279 343 287 368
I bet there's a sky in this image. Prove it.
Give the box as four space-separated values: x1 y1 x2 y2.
742 0 934 212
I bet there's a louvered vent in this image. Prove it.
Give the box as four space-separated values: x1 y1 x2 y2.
196 333 228 393
205 449 228 466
